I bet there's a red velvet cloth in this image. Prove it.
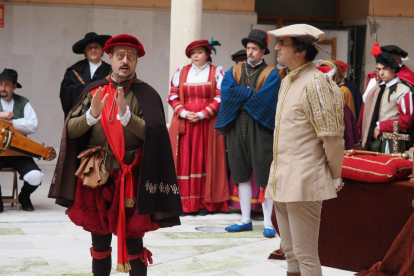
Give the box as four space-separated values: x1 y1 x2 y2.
341 154 412 183
68 169 159 237
103 34 146 57
271 179 414 272
357 213 414 276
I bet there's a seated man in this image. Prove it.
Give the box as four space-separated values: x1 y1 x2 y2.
0 68 43 212
360 53 414 153
60 32 112 118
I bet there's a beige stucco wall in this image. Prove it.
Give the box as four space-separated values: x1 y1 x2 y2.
0 3 257 149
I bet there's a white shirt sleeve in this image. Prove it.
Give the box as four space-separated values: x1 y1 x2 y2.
215 66 224 90
12 102 38 135
333 178 340 189
197 112 206 119
172 65 184 88
116 106 131 126
86 107 102 126
179 110 188 119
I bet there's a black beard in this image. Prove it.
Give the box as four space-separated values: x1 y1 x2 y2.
0 91 8 98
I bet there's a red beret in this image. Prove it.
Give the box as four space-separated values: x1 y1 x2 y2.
185 40 211 58
336 60 351 73
316 66 332 73
103 34 145 58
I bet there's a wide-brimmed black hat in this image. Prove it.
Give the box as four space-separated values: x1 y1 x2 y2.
241 29 270 55
72 32 112 54
381 45 408 58
376 53 401 73
231 49 247 62
0 68 22 88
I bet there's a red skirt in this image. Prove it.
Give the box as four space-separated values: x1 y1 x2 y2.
68 168 160 238
177 112 228 213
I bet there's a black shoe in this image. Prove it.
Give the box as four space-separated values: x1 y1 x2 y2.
198 209 208 216
19 194 34 211
19 182 38 212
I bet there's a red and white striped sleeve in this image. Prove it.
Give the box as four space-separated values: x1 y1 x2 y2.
168 66 186 116
379 90 414 132
199 66 225 119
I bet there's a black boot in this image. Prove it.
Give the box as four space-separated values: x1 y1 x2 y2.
18 182 38 211
92 255 112 276
91 233 112 276
129 258 147 276
127 238 148 276
0 185 3 213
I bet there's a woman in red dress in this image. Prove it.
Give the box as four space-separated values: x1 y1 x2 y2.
169 40 229 215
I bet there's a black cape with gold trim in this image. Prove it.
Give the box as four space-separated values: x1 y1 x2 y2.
49 78 182 227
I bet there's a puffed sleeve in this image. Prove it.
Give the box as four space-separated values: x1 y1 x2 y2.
301 74 345 178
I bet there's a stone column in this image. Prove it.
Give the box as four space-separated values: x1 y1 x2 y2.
168 0 203 123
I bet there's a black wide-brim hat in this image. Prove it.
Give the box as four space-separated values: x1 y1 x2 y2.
0 68 22 88
376 52 401 73
380 45 408 58
241 29 270 55
72 32 112 54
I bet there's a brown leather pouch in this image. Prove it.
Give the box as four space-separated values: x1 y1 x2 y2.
75 146 109 188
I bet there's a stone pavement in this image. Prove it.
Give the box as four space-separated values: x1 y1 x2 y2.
0 165 355 276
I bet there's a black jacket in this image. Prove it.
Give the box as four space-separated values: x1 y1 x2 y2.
60 59 111 118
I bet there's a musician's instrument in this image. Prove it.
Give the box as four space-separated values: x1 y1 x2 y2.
0 120 56 161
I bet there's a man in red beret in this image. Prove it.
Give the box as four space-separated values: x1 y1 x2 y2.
49 34 183 275
60 32 112 119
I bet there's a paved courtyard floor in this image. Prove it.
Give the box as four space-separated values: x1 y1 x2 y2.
0 165 355 276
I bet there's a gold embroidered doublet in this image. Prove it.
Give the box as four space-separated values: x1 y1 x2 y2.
302 73 345 137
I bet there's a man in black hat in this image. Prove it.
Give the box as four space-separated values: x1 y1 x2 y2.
216 29 281 237
366 45 414 87
360 52 414 153
0 68 43 212
60 32 112 118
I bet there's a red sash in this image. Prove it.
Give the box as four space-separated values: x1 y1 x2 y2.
91 77 140 272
